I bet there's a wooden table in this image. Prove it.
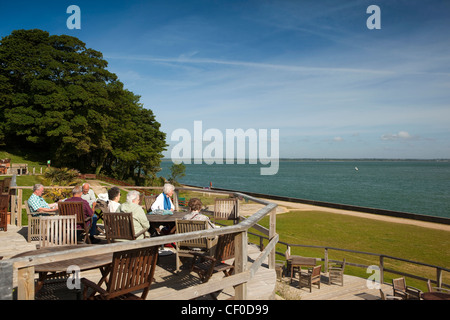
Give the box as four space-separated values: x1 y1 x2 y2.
421 292 450 300
287 256 317 284
12 245 113 292
146 211 186 223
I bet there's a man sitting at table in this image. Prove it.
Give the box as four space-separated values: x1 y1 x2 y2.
116 190 150 240
65 185 99 244
28 184 58 214
81 183 97 210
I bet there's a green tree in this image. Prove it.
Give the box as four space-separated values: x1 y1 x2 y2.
0 29 167 182
169 163 186 185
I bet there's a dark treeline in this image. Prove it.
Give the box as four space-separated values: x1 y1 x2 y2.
0 29 167 185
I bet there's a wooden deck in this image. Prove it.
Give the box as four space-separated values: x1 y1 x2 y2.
1 224 391 300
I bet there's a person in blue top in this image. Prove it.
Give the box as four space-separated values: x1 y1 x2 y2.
151 183 175 236
151 183 175 212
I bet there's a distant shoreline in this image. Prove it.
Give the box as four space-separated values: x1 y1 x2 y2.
161 158 450 162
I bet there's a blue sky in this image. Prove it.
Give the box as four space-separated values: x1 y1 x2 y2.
1 0 450 159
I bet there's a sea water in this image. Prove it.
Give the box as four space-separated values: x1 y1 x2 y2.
158 160 450 219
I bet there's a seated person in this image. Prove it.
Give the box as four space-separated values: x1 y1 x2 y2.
183 198 217 229
28 184 58 214
107 187 121 213
81 183 97 209
116 190 150 240
151 183 175 212
65 185 99 244
151 183 176 235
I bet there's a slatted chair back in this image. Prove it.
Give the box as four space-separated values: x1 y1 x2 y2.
2 177 11 194
176 219 210 249
175 219 216 272
215 232 236 262
0 194 9 231
59 201 91 243
25 200 41 241
143 195 157 212
103 212 137 243
83 246 158 300
39 215 77 248
213 198 239 223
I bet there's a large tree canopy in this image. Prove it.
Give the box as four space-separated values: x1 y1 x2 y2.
0 29 166 183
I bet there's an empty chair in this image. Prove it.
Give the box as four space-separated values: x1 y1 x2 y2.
143 195 157 212
392 277 422 300
82 246 159 300
213 198 239 224
426 279 450 293
0 194 8 231
103 212 148 243
39 215 77 248
379 289 402 300
328 258 346 286
190 232 236 299
299 265 322 292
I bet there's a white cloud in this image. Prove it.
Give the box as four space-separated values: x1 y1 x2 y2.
381 131 415 141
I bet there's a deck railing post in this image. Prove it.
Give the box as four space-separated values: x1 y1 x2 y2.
379 256 385 284
324 248 328 273
17 266 35 300
437 268 442 288
268 207 276 269
234 230 248 300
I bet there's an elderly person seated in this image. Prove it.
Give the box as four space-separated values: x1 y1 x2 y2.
183 198 217 229
81 183 97 209
65 185 99 244
116 190 150 240
27 184 58 214
151 183 175 212
151 183 176 235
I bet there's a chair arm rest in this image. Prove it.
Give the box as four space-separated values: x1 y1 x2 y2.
406 286 422 294
81 278 106 299
135 228 148 239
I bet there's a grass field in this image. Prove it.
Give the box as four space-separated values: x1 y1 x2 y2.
253 210 450 292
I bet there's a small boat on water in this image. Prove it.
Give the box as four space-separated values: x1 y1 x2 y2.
355 167 359 171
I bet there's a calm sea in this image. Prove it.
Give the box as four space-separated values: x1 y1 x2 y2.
158 160 450 219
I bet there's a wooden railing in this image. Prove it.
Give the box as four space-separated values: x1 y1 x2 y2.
248 232 450 290
1 185 278 300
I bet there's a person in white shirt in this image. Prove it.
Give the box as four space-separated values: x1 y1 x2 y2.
151 183 175 211
81 183 97 209
107 186 121 213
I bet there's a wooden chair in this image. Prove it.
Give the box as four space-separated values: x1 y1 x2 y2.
190 232 236 299
81 246 158 300
0 194 9 231
175 219 217 272
143 195 157 212
426 279 450 293
392 277 422 300
103 212 148 243
328 258 346 286
59 201 91 244
25 200 42 242
39 215 77 248
379 289 402 300
299 265 322 292
213 198 239 224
